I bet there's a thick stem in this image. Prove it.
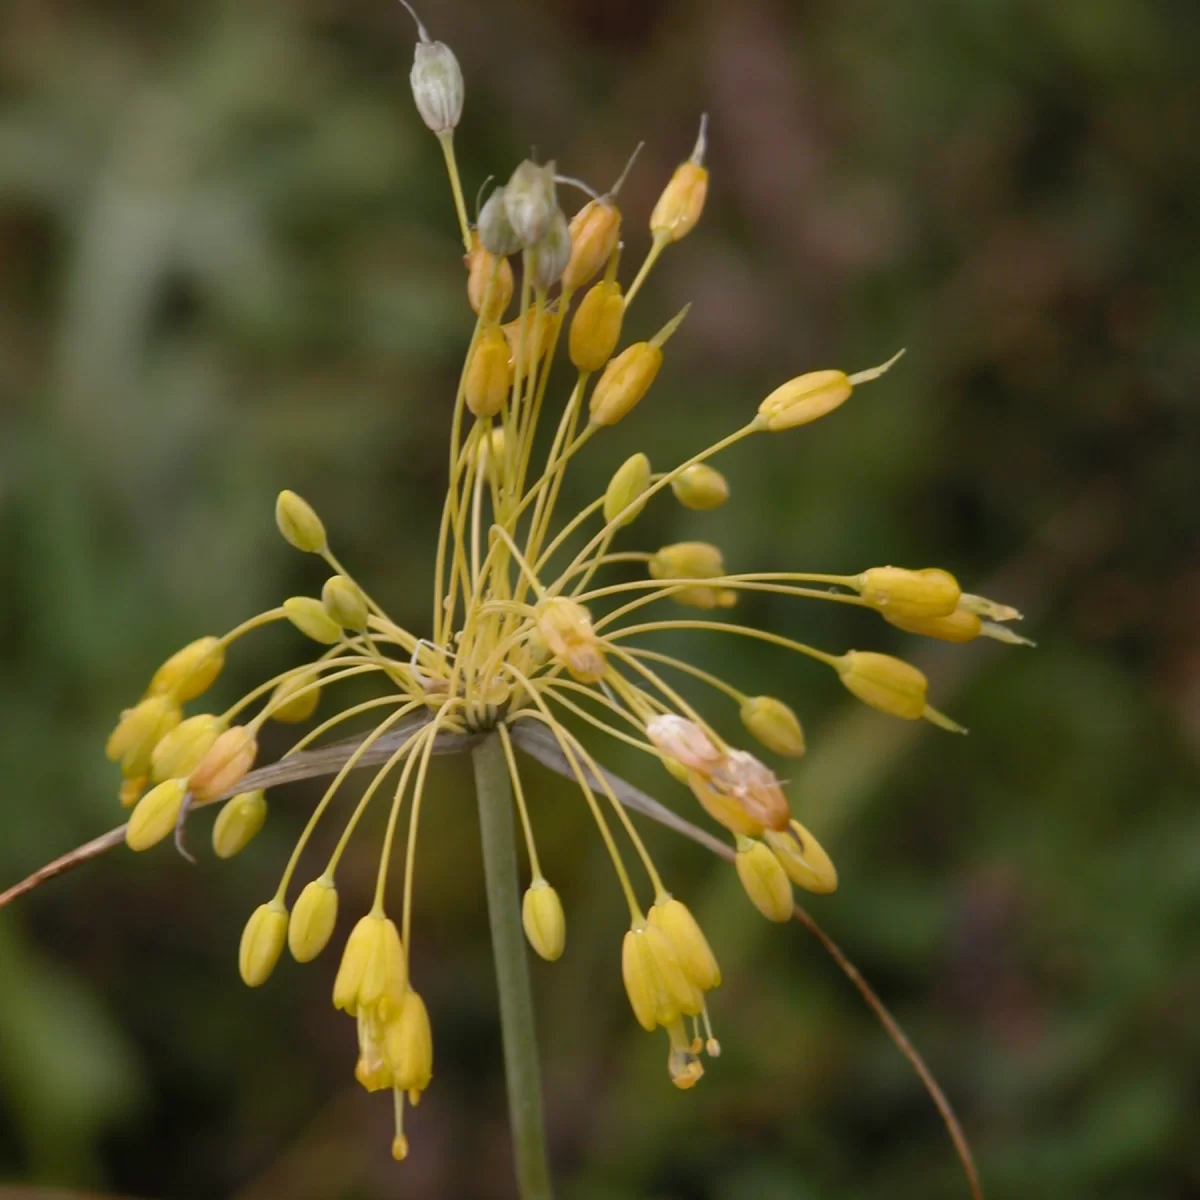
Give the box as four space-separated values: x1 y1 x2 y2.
472 732 554 1199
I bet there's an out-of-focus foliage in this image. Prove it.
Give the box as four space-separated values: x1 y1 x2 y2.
1 0 1198 1196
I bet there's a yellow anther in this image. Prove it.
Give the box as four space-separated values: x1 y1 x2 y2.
238 900 289 987
322 574 370 633
764 819 838 895
735 838 794 922
188 725 258 802
522 880 566 962
650 115 709 243
212 789 268 859
602 452 651 527
288 877 340 962
269 672 321 723
569 279 624 373
739 695 806 758
150 713 225 783
856 566 961 621
146 636 225 702
648 897 720 992
563 198 621 293
465 231 514 322
275 489 327 553
283 596 343 646
665 1017 705 1089
355 1007 393 1092
125 778 188 852
465 324 513 418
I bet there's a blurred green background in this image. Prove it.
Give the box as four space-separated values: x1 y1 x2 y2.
2 0 1198 1197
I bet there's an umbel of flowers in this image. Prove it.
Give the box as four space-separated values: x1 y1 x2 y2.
103 2 1028 1165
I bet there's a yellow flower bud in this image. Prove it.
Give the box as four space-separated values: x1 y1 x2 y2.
856 566 960 621
739 696 806 758
530 208 572 291
106 695 183 772
465 232 514 322
288 877 339 962
648 897 720 992
885 607 982 643
501 307 560 372
333 913 407 1016
735 839 794 922
465 324 513 418
409 36 463 135
645 714 722 775
147 636 225 702
602 452 651 527
125 778 188 851
118 776 146 810
522 880 566 962
764 819 838 895
569 279 624 373
505 159 557 246
385 989 434 1101
670 463 729 510
275 489 326 553
621 923 702 1033
589 342 662 426
151 714 225 782
322 574 369 632
239 900 288 987
212 789 268 859
648 540 736 608
757 350 905 432
650 115 709 243
269 672 321 723
283 596 343 645
836 650 927 721
534 597 606 683
188 725 257 802
562 198 621 293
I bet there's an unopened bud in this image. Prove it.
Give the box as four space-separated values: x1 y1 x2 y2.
150 714 225 783
757 350 904 432
401 1 463 135
589 343 662 426
322 574 370 632
735 838 794 922
269 672 321 722
465 233 514 322
535 597 606 683
239 900 288 987
212 789 267 859
465 325 513 418
188 725 257 801
147 636 225 702
648 897 720 992
505 159 557 246
522 880 566 961
284 596 343 645
764 819 838 894
885 607 982 643
671 463 729 510
569 279 624 373
562 199 621 293
650 115 709 243
386 989 434 1100
648 541 735 608
478 187 523 257
530 208 572 291
125 778 188 851
836 650 927 721
857 566 960 621
739 696 805 757
275 489 326 553
288 877 339 962
602 451 650 526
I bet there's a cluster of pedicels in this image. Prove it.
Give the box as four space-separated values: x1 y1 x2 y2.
102 4 1029 1162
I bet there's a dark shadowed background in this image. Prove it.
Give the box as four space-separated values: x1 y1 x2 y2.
1 1 1198 1197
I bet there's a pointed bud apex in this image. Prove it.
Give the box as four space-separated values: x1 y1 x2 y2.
386 989 434 1100
151 714 225 782
504 160 558 246
646 714 722 775
589 342 662 425
465 233 514 322
739 696 806 757
269 672 321 723
125 778 188 851
602 451 651 527
188 725 257 801
765 820 838 894
284 596 343 645
563 199 621 293
322 574 370 632
671 464 729 510
478 187 523 256
836 650 927 721
535 597 606 683
530 208 572 291
857 566 960 620
650 115 709 243
275 489 326 553
239 900 288 987
735 838 794 922
147 636 225 701
212 789 268 859
648 897 721 992
465 325 513 418
570 279 625 373
522 880 566 961
288 877 339 962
